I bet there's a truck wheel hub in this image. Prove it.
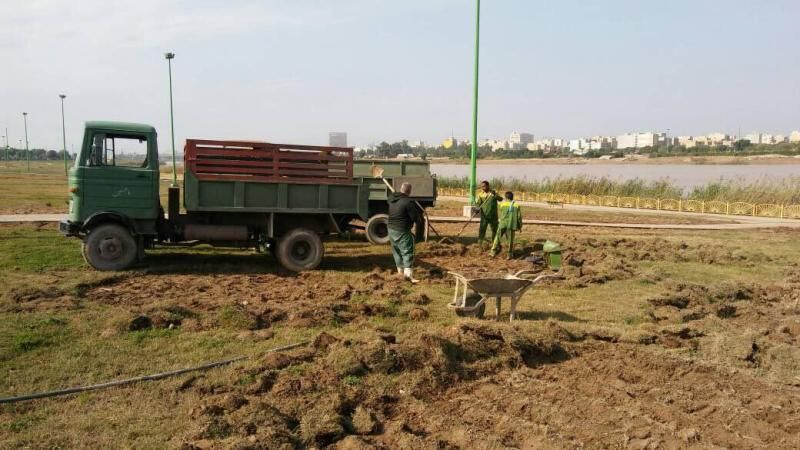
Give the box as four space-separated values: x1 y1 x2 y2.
291 242 311 259
99 237 123 260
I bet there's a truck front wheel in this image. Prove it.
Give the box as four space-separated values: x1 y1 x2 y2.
276 228 324 272
82 223 138 271
365 214 390 245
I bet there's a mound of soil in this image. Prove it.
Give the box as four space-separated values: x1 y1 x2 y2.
180 325 567 448
180 326 800 449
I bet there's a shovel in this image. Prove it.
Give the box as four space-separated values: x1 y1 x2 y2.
454 206 480 239
370 165 449 243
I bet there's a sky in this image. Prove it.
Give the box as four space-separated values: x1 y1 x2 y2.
1 0 799 151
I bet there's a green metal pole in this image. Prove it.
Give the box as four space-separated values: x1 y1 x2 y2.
165 52 177 187
468 0 481 205
60 95 68 176
23 112 29 172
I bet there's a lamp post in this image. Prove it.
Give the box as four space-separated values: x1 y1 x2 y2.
165 52 177 187
60 94 68 176
2 129 7 161
22 112 30 172
468 0 481 206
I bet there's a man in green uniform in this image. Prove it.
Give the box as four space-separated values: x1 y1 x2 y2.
491 191 523 259
388 182 425 283
475 180 502 250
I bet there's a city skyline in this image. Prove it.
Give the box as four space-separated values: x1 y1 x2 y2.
1 0 798 150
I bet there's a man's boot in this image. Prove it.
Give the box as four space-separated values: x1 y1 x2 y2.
403 268 420 284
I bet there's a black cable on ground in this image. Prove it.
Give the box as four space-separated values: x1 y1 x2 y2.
0 341 309 405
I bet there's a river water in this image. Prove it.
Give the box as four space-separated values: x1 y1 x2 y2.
431 163 799 189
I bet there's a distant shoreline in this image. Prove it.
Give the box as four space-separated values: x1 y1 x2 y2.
428 155 800 166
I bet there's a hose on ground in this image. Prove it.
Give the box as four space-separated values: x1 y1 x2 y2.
0 341 309 405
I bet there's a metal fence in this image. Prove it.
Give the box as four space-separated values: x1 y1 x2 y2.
438 188 800 219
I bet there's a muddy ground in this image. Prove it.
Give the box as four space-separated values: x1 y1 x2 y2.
3 226 800 449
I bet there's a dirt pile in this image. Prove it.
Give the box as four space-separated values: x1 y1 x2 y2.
179 328 800 449
3 285 78 312
643 278 800 383
85 270 425 334
180 324 567 448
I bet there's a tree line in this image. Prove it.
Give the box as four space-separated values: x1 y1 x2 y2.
358 139 800 159
1 148 74 161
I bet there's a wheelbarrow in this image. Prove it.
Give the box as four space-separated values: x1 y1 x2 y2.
447 269 563 321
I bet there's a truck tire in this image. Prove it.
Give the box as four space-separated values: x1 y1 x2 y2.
276 228 324 272
82 223 138 271
365 214 390 245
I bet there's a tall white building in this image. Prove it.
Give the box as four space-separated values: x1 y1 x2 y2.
509 132 534 150
790 131 800 143
568 139 589 155
616 132 665 150
329 132 348 147
744 132 763 144
706 133 730 145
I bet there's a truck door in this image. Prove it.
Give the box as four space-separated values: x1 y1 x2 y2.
81 132 159 220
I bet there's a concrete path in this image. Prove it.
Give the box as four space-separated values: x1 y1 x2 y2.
0 214 63 223
2 212 798 230
428 216 800 230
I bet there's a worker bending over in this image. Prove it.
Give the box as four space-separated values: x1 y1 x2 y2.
388 182 425 283
491 191 523 259
476 180 502 249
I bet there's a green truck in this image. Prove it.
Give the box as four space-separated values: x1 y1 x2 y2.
60 121 436 272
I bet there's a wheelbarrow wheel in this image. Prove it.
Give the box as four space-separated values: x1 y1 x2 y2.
455 291 485 319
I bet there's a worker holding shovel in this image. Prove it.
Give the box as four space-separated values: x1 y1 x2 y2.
490 191 523 259
476 180 502 250
388 182 425 283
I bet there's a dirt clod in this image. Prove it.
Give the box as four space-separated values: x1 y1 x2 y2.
351 406 377 435
128 315 153 331
407 307 429 321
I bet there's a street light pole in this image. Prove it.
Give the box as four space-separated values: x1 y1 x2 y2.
60 94 68 176
165 52 177 187
2 128 7 161
468 0 481 206
22 112 30 172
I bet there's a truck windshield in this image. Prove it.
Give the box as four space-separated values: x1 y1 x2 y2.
88 134 148 168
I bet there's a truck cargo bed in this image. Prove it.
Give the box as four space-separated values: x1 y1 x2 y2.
183 139 368 218
186 139 353 184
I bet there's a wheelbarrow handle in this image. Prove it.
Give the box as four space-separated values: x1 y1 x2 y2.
513 268 565 283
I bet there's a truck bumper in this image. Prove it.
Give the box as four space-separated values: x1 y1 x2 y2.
59 219 83 236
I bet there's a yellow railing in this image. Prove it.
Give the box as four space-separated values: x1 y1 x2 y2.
438 188 800 219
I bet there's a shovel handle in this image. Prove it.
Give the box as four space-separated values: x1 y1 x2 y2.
378 175 441 239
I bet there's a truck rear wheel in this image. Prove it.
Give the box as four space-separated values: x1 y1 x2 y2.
365 214 390 245
82 223 138 271
276 228 324 272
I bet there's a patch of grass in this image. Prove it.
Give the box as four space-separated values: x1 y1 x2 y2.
218 305 258 330
127 328 178 345
0 225 85 272
342 375 362 386
1 315 71 359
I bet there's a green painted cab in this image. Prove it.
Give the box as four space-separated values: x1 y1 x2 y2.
66 121 160 228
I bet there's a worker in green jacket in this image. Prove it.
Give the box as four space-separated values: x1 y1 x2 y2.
491 191 523 259
476 180 502 249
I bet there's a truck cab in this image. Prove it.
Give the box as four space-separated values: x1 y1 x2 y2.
61 121 161 269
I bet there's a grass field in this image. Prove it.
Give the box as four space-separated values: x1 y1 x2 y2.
2 161 800 448
0 161 179 214
1 217 799 448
